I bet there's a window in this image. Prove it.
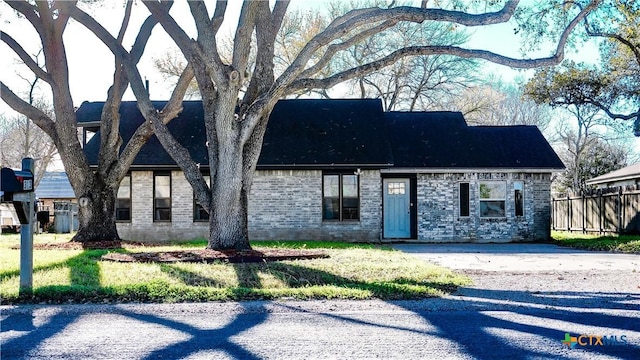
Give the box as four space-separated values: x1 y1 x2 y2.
154 173 171 222
194 176 210 222
387 182 406 195
514 181 524 217
479 181 505 217
116 175 131 221
459 182 470 217
322 172 359 221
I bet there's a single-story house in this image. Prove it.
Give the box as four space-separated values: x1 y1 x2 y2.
585 163 640 189
77 99 564 243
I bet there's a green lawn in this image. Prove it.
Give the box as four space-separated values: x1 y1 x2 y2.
0 234 470 304
552 231 640 253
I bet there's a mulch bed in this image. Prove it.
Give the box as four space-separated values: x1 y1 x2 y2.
12 241 329 263
102 249 329 263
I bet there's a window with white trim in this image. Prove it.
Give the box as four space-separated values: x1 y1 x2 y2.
116 175 131 222
193 175 210 222
479 181 505 217
154 172 171 222
514 181 524 217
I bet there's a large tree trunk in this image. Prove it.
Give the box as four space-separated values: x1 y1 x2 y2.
207 176 251 250
206 95 252 250
72 180 120 242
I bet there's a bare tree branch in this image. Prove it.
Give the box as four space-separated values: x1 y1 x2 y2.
4 1 44 39
144 0 227 88
0 81 56 140
231 1 259 79
278 0 523 88
288 0 599 92
211 0 228 34
298 20 399 81
1 31 52 83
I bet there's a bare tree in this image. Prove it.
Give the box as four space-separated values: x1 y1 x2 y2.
448 81 553 134
0 1 192 242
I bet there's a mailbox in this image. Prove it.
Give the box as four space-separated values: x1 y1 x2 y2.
1 168 34 194
1 167 34 224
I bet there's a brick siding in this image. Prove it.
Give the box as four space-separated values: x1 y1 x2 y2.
416 172 552 242
117 169 551 243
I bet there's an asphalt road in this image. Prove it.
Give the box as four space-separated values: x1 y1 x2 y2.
2 244 639 359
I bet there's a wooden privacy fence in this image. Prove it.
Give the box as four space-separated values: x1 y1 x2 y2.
552 186 640 235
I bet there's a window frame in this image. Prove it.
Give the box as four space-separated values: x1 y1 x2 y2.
322 171 360 222
153 172 172 222
459 182 470 217
479 181 506 218
115 174 131 222
193 175 210 222
514 181 524 217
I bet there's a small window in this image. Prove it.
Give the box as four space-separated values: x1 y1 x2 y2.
322 172 359 221
194 176 210 222
514 181 524 217
116 175 131 222
459 182 470 217
387 182 406 195
479 181 506 218
154 173 171 222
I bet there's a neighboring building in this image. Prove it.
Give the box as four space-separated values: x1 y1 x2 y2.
585 163 640 189
77 99 564 243
36 172 76 211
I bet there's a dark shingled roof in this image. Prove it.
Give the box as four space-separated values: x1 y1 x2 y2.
384 111 565 169
78 99 564 171
79 99 393 169
79 101 207 167
259 99 393 168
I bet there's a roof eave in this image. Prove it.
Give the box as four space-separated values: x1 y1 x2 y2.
381 167 563 174
586 174 640 185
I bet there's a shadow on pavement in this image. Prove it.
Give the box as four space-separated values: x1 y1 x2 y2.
1 258 639 359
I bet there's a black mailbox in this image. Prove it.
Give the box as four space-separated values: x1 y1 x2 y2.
1 168 34 199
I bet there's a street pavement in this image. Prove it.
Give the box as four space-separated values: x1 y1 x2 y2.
1 244 639 359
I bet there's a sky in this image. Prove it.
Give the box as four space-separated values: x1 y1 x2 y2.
0 0 634 152
0 0 599 107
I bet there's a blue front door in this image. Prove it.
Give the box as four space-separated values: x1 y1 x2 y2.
383 178 411 238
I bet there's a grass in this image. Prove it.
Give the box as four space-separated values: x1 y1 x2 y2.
0 233 470 304
552 231 640 253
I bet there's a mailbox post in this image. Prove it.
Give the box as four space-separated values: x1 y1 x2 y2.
19 158 35 294
0 158 35 294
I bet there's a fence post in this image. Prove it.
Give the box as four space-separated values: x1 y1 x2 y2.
567 195 570 232
618 188 623 234
580 192 587 234
599 191 603 235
